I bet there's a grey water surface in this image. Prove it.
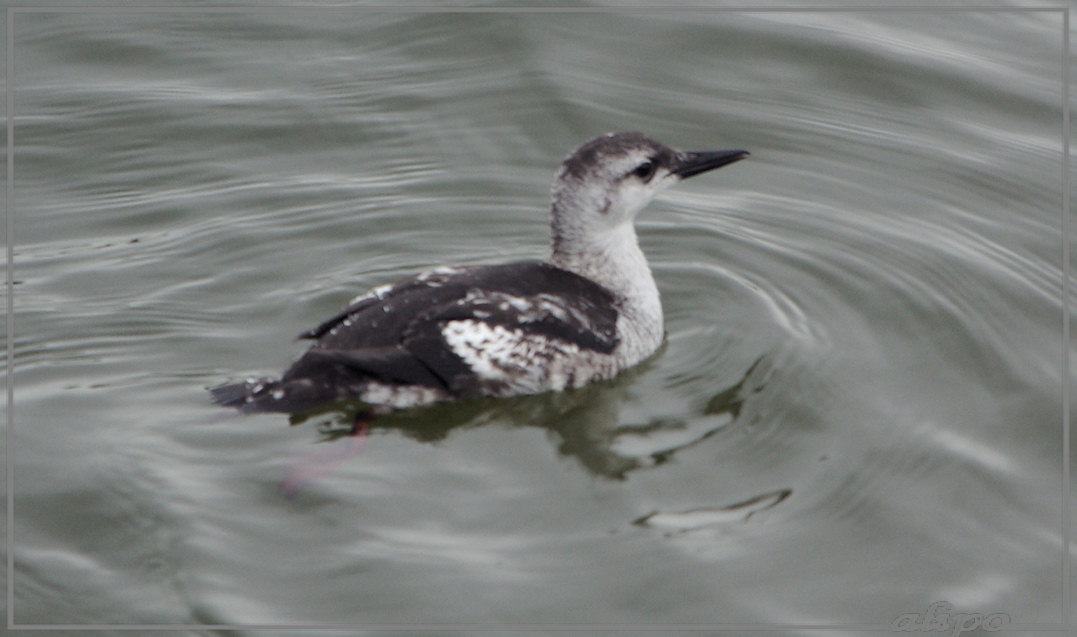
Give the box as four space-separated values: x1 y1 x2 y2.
6 6 1067 635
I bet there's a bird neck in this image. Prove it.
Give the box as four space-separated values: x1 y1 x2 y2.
548 208 661 326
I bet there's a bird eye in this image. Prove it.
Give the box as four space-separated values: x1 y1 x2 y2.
631 160 656 181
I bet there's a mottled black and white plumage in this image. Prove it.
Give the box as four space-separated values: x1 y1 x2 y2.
210 132 748 414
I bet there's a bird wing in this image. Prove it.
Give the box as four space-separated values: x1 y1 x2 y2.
287 262 622 398
401 285 621 397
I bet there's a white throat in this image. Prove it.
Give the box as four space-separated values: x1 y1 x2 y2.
549 220 663 354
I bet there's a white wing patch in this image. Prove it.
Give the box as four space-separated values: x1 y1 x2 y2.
441 319 609 395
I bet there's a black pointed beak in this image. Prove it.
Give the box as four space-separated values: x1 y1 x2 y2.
671 149 749 179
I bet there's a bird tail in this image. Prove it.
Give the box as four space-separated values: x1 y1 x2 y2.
208 379 260 409
208 376 345 414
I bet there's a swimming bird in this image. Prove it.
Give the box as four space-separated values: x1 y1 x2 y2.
210 132 748 417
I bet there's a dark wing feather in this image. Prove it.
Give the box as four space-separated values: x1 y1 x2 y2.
283 261 622 398
297 268 483 349
297 297 381 340
300 347 448 389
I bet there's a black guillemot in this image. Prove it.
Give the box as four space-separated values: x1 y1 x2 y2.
210 132 748 416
